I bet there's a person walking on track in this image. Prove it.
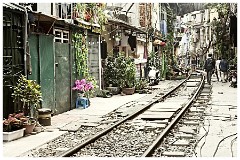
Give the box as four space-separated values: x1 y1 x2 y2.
215 57 221 82
219 57 229 83
204 54 215 85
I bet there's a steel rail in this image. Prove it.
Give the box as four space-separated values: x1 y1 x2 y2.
141 74 205 157
58 74 192 157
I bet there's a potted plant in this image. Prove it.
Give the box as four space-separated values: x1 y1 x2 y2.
117 56 136 95
104 56 120 95
72 78 94 97
11 75 42 118
135 78 148 93
72 78 95 108
20 116 36 135
3 112 26 141
11 75 42 133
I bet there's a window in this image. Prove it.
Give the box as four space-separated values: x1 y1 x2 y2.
54 29 69 43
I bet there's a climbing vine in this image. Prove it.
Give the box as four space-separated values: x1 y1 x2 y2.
162 4 177 78
73 32 98 96
73 32 89 78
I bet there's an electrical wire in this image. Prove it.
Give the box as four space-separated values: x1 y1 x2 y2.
230 136 237 157
212 133 237 157
199 118 210 157
194 100 212 157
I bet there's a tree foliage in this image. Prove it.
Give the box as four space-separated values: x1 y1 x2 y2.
206 3 231 58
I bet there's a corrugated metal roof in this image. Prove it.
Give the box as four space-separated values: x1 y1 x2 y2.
3 3 24 12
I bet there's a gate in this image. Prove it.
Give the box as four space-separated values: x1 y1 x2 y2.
87 34 100 85
28 35 72 114
3 10 25 118
55 43 71 114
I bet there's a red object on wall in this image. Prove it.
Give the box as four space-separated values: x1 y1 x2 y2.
84 11 92 22
160 42 166 46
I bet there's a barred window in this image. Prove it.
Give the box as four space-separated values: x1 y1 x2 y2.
54 29 69 43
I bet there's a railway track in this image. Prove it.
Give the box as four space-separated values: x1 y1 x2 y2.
21 72 209 157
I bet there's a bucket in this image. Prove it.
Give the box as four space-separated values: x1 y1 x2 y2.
38 108 52 126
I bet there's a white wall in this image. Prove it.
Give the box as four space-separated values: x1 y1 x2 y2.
210 8 218 22
37 3 52 15
152 3 160 31
137 41 145 59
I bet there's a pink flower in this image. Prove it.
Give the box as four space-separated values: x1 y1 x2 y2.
75 80 81 85
80 79 86 84
72 79 94 93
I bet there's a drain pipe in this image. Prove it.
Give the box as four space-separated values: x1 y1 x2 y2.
12 3 28 76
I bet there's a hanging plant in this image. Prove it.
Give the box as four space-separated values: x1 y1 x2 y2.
76 3 107 32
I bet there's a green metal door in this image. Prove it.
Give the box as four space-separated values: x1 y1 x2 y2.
55 43 71 114
28 34 55 112
39 35 55 112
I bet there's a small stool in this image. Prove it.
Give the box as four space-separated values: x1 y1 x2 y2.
76 97 89 109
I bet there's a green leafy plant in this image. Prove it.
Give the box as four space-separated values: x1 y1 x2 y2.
135 79 148 90
116 56 136 88
163 4 177 78
206 3 231 58
72 32 99 97
104 55 136 89
73 33 88 77
11 75 42 117
76 3 108 32
104 56 119 87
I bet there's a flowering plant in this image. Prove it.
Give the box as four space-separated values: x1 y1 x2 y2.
3 112 25 132
72 79 94 94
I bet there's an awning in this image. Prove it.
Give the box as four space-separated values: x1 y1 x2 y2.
3 3 25 12
108 18 147 34
31 12 101 33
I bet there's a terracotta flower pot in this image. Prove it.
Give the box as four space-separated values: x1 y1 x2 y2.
122 87 135 95
106 86 120 95
23 123 36 135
